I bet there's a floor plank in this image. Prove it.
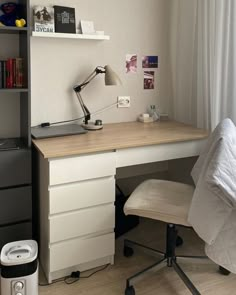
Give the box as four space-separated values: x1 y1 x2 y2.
39 219 236 295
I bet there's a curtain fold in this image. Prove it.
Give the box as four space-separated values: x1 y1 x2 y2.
170 0 236 130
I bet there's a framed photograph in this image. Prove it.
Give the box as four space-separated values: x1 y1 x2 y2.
54 5 76 33
33 6 55 33
80 20 95 34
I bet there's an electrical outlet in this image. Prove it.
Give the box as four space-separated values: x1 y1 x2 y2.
117 96 130 108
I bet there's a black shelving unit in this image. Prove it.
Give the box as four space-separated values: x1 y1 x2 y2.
0 0 32 249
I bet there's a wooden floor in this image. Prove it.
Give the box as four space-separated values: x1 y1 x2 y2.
39 219 236 295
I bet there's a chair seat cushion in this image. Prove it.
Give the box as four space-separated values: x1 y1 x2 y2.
124 179 194 227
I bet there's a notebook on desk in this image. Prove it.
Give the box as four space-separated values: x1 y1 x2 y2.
31 124 87 139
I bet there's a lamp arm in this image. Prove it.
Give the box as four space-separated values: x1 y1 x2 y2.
73 66 106 125
75 92 91 124
74 66 105 92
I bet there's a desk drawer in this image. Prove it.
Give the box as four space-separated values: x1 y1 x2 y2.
49 204 115 243
49 177 115 214
50 233 114 272
49 152 116 185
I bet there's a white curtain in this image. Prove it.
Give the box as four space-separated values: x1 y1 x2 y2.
170 0 236 130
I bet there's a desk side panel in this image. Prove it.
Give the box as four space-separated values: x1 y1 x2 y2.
39 153 50 278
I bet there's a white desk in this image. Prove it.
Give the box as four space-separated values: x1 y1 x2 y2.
33 121 208 283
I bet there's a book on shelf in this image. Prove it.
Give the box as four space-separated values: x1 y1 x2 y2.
0 58 24 89
15 58 24 88
54 5 76 33
33 5 55 33
0 60 7 88
6 58 14 88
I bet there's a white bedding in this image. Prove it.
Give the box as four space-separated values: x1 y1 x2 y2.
188 118 236 273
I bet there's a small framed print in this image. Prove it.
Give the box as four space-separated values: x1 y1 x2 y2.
80 20 95 34
54 5 76 33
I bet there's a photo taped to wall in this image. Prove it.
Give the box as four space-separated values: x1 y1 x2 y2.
144 71 155 89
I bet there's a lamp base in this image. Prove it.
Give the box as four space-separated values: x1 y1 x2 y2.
82 122 103 131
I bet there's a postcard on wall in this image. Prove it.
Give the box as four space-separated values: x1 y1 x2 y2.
144 71 155 89
126 54 137 73
33 6 55 33
54 5 76 33
142 56 158 68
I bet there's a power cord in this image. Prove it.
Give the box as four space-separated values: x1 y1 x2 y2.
39 264 109 287
32 102 118 128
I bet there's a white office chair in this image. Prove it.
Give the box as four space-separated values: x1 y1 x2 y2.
123 179 207 295
123 118 236 295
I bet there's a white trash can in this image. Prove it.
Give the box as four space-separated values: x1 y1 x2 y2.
0 240 38 295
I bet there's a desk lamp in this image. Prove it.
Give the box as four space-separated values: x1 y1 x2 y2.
73 65 121 130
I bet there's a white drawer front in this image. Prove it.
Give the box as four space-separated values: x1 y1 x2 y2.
49 177 115 214
50 204 115 243
49 152 116 185
50 233 114 272
116 139 207 167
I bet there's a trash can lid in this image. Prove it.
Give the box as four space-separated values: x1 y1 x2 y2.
0 240 38 266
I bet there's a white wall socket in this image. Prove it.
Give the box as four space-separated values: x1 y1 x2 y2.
117 96 131 108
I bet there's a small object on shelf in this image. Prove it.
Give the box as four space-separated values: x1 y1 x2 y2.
0 2 25 27
33 5 55 33
54 5 76 33
80 20 95 35
15 18 26 27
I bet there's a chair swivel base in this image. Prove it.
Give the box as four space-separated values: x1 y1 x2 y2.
124 224 208 295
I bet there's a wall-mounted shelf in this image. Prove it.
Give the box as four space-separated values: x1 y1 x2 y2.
0 26 28 34
31 31 110 40
0 88 28 93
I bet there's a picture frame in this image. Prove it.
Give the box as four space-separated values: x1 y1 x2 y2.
80 20 95 34
54 5 76 34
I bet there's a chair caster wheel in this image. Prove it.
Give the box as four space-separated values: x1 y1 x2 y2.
125 285 135 295
219 266 231 276
176 236 183 247
124 246 134 257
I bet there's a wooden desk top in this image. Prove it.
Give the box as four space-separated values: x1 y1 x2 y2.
32 121 208 159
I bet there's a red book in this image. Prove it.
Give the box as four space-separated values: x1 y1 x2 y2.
6 58 14 88
13 58 16 87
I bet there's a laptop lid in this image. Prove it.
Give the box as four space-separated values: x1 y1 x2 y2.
31 124 87 139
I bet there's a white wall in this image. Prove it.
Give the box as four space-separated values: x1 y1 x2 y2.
30 0 172 126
